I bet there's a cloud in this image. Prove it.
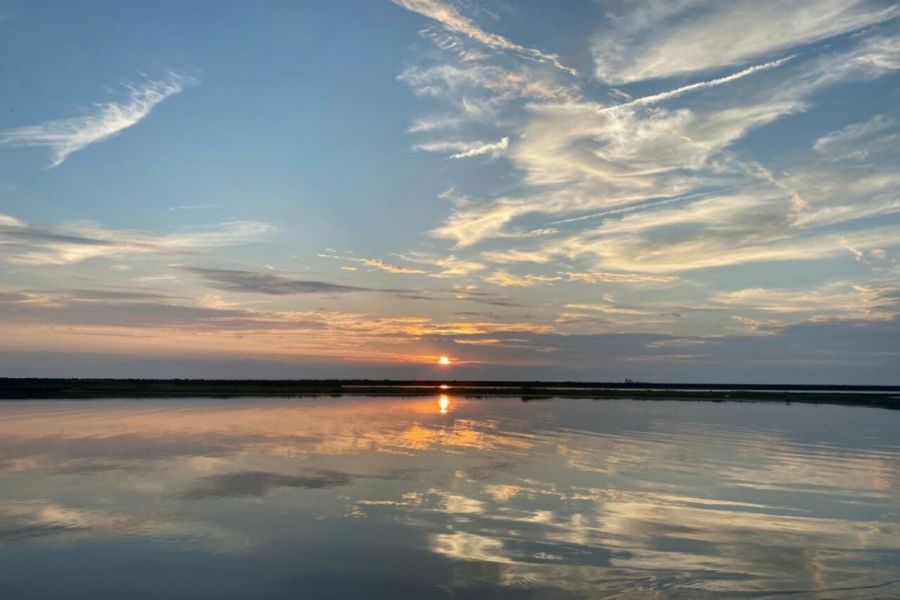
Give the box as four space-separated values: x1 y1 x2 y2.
714 283 900 319
399 63 577 106
428 285 527 307
176 267 397 295
0 289 474 334
1 282 897 381
0 215 25 228
318 252 429 275
481 37 899 243
431 317 900 382
606 55 795 111
560 271 677 285
432 256 487 277
0 72 195 166
358 258 427 274
397 253 487 277
0 288 555 368
392 0 576 75
449 136 509 159
430 98 803 247
591 0 898 83
482 272 559 287
553 205 900 275
319 252 502 288
425 29 900 282
437 179 900 275
43 288 180 302
408 115 463 132
813 114 897 157
0 290 260 329
317 252 430 275
416 136 509 159
564 303 653 317
0 213 272 265
480 269 675 289
431 198 533 247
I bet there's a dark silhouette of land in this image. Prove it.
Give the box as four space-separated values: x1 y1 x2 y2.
1 378 898 408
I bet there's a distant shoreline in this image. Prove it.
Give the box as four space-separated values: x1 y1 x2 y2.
1 378 898 409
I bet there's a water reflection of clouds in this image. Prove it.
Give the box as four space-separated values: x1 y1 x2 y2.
0 398 899 597
177 469 355 499
0 500 250 551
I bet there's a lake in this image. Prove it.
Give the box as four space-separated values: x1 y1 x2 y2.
1 395 899 599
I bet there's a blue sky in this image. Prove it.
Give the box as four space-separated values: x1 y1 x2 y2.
1 0 899 382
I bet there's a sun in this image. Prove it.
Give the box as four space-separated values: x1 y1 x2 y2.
438 356 451 366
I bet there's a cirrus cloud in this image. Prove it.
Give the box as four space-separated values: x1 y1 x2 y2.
0 72 196 167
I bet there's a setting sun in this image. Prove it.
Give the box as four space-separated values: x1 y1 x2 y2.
438 356 451 366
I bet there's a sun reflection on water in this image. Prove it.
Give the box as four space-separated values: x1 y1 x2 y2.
438 394 450 415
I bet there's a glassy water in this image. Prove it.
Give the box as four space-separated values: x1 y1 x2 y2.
1 396 899 599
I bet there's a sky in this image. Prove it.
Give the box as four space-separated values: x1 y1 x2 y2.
0 0 899 383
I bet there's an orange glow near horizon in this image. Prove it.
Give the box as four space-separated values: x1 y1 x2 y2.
438 356 451 366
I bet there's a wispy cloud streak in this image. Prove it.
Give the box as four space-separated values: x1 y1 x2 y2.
591 0 898 83
416 137 509 159
392 0 576 75
606 56 796 112
0 213 271 265
0 72 194 166
176 267 402 295
450 137 509 159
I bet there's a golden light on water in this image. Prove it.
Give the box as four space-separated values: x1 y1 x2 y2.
439 384 449 390
438 394 450 414
438 356 451 366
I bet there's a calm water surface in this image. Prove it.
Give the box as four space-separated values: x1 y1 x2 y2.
1 396 899 599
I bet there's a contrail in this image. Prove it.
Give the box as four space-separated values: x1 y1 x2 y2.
604 55 796 112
